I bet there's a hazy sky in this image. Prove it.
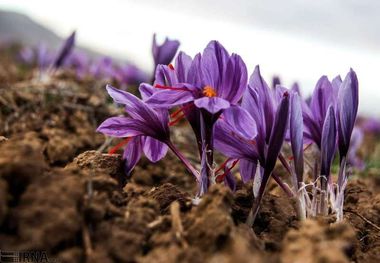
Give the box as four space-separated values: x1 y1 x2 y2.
1 0 379 115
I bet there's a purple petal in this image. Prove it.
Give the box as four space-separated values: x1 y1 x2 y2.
239 159 257 183
194 97 230 114
175 51 193 82
309 76 335 127
249 65 275 142
291 82 301 96
142 137 168 162
146 89 195 108
53 31 76 69
265 92 290 173
337 69 359 157
223 159 238 191
139 83 155 101
201 40 229 89
214 120 258 160
331 75 342 95
222 106 257 140
219 54 248 103
97 117 147 137
272 76 281 89
154 64 178 86
290 93 304 184
123 137 143 176
187 53 202 88
106 85 168 136
320 106 337 183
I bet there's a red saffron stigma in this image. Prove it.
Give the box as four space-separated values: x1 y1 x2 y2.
169 113 186 126
108 137 131 154
216 159 239 183
168 63 175 70
215 158 231 174
170 103 194 118
154 84 188 91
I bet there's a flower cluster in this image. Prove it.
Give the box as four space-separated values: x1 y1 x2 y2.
19 33 179 86
97 40 359 225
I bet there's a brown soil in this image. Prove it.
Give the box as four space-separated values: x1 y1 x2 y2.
1 47 380 262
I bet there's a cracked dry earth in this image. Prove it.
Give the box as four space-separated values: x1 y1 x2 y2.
1 47 380 262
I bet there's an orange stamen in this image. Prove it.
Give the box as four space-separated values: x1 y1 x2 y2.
108 137 131 154
168 63 175 70
202 85 217 97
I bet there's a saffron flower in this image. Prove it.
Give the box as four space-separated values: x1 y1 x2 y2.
214 66 290 226
97 85 170 174
145 41 250 193
146 41 247 114
97 85 201 191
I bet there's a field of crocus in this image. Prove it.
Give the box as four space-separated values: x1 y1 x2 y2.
1 33 380 263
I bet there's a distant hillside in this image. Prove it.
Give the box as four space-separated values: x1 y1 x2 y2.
0 10 102 58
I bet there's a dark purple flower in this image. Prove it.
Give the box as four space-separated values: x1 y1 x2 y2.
215 66 290 225
320 105 337 190
53 31 76 69
152 33 180 67
337 69 359 159
290 92 304 186
336 69 359 186
272 75 281 89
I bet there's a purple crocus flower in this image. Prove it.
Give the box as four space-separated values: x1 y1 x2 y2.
320 105 337 190
214 65 290 226
145 41 250 193
337 69 359 186
289 92 304 187
146 41 248 114
152 33 180 68
97 85 170 175
97 85 201 190
53 31 76 69
302 76 338 148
